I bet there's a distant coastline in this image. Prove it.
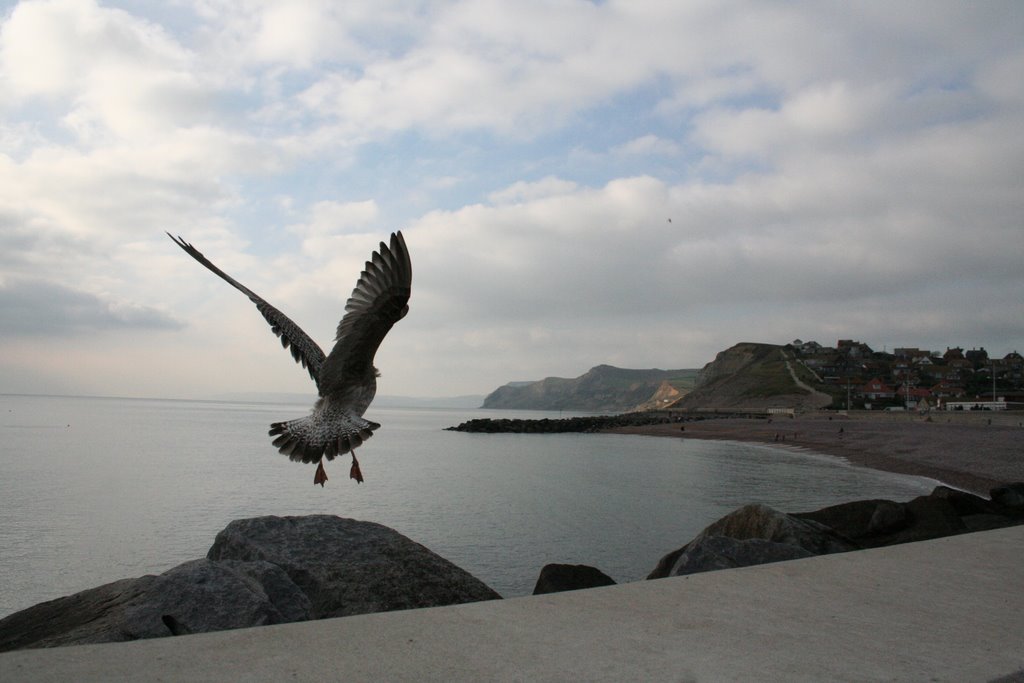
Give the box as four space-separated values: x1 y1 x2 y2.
210 392 485 409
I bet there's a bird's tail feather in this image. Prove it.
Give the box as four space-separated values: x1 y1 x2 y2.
269 412 380 464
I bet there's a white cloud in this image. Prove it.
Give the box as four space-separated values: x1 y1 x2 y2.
249 2 348 67
487 177 578 204
691 81 899 161
977 49 1024 105
0 277 182 336
192 0 418 70
613 135 681 157
0 1 1022 398
288 2 722 137
1 0 195 105
287 199 381 255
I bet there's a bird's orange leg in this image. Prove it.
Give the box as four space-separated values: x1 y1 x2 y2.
313 459 328 487
350 449 364 484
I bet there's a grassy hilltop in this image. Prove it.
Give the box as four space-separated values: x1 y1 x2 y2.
668 342 832 412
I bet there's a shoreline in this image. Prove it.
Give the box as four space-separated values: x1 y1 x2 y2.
608 411 1024 496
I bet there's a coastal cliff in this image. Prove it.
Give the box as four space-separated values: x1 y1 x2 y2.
482 365 698 411
667 342 832 412
478 343 834 413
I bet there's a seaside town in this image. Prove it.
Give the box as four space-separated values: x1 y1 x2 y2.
790 340 1024 411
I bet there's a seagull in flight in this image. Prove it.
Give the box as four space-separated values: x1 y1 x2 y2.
168 231 412 486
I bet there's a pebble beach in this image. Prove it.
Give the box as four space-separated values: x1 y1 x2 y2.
612 411 1024 496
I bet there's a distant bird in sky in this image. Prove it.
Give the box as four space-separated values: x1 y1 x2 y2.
168 231 412 486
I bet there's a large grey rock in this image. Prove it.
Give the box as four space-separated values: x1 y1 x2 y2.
669 536 814 576
990 483 1024 510
795 487 1024 548
868 501 909 535
532 564 616 595
695 503 857 554
793 499 909 547
648 503 857 579
885 495 967 544
0 559 307 652
1 515 500 652
929 486 1000 517
207 515 501 618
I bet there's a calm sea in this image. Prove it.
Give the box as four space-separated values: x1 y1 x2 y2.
0 394 937 618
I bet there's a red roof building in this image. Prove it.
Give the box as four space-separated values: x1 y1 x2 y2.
859 378 896 400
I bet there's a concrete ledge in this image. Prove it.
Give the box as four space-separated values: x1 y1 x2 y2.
3 526 1023 682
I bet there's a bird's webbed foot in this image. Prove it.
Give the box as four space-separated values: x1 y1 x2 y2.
314 459 328 487
350 450 364 484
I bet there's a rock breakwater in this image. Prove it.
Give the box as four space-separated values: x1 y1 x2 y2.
446 412 691 433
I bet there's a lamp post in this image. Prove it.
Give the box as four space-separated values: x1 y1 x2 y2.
992 361 997 403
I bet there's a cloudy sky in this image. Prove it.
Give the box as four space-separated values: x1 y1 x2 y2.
1 1 1022 400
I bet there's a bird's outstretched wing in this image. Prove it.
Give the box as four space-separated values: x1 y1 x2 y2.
318 231 412 397
167 233 327 387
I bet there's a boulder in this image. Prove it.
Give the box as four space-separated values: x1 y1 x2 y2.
868 501 910 535
668 536 814 577
207 515 501 618
648 503 857 579
990 483 1024 510
816 493 967 548
0 559 307 652
0 515 501 652
793 499 908 543
695 503 857 554
883 495 967 545
533 564 616 595
929 486 1001 517
796 487 1024 548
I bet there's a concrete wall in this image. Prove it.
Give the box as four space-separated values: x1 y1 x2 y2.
2 526 1023 682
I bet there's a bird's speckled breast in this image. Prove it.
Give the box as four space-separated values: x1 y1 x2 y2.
317 371 377 417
